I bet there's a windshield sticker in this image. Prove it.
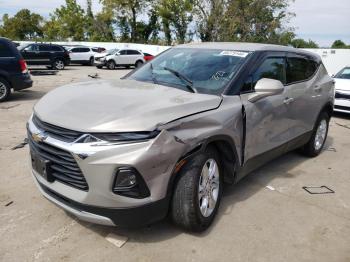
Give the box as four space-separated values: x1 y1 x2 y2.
220 51 249 57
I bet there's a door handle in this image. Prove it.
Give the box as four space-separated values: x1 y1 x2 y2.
284 97 294 104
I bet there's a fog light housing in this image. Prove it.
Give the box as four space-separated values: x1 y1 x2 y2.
112 167 150 199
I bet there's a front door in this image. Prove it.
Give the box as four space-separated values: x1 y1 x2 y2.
239 53 291 166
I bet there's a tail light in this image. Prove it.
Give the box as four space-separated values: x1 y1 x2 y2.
19 59 28 73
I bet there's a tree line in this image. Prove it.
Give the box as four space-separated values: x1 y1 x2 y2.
0 0 348 48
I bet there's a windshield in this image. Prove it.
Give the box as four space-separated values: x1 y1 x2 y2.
335 68 350 79
128 48 250 95
107 49 118 55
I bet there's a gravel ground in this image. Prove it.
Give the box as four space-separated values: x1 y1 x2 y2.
0 65 350 262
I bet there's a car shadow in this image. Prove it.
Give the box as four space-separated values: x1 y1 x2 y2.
73 135 335 242
332 112 350 120
8 89 47 102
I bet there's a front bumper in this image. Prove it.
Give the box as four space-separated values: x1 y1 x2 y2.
334 90 350 113
94 59 106 66
27 116 186 226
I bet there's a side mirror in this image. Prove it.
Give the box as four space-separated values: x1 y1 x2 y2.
248 78 284 103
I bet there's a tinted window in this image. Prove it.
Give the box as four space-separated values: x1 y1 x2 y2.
0 43 13 57
253 57 286 85
50 46 63 52
39 45 50 51
25 45 39 51
127 50 140 55
119 50 127 55
80 48 90 52
286 57 318 84
71 48 80 53
92 48 98 52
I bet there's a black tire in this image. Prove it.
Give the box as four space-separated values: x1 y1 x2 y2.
135 60 143 68
96 65 103 69
89 57 94 66
0 77 11 102
52 58 65 70
300 112 330 157
107 60 116 70
171 147 223 232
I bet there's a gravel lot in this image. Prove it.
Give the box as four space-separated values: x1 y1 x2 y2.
0 66 350 262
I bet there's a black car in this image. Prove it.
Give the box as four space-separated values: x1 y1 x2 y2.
19 43 70 70
0 37 33 102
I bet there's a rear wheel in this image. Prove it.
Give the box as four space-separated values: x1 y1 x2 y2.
52 59 65 70
107 60 116 70
171 147 223 232
135 60 143 68
300 112 330 157
89 57 94 66
0 77 11 102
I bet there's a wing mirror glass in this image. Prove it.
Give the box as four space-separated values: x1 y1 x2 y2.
248 78 284 103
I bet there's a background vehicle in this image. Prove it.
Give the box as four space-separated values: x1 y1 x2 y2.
0 37 32 102
28 43 334 232
19 43 70 70
68 46 96 65
333 66 350 113
95 48 145 69
143 52 154 61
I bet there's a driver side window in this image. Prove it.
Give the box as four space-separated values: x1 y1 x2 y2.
242 57 286 93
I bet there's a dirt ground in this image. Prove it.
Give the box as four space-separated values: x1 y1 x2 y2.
0 66 350 262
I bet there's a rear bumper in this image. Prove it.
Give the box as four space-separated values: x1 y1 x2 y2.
35 177 169 227
10 73 33 91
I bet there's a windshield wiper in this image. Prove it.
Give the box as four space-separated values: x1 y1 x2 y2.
149 63 159 85
162 66 198 93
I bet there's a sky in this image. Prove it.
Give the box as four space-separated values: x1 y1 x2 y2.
0 0 349 47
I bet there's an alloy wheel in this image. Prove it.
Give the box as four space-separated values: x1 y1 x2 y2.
314 119 327 150
0 82 8 100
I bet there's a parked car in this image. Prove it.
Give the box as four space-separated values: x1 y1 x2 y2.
143 52 154 61
18 43 70 70
27 43 334 231
94 48 145 69
67 46 97 65
333 66 350 113
92 47 106 53
0 37 33 102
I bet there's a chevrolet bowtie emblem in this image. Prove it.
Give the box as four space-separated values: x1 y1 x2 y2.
32 132 47 143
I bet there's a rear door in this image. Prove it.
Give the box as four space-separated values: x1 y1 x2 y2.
240 52 291 162
0 41 18 74
126 50 141 64
69 47 81 61
285 54 324 139
38 45 52 65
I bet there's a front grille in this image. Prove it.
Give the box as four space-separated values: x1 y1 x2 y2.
335 92 350 100
28 130 89 191
32 115 83 143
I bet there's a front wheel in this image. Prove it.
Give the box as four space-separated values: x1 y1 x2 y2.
107 60 116 70
135 60 143 68
300 112 330 157
171 147 223 232
89 57 94 66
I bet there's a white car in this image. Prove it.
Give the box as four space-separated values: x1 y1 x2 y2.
334 67 350 113
94 48 145 69
68 46 97 66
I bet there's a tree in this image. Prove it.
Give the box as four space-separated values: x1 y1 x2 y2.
194 0 226 42
291 38 319 48
158 0 194 44
331 40 348 49
44 0 86 41
0 9 43 40
101 0 148 42
217 0 295 44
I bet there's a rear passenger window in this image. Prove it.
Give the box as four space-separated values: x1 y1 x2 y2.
127 50 140 55
286 57 318 84
80 48 90 52
50 46 63 52
0 43 13 57
39 45 50 51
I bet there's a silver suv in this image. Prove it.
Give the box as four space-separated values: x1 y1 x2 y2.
94 48 145 69
28 43 334 232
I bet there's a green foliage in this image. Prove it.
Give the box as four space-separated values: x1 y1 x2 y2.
290 38 319 48
331 40 349 49
44 0 87 41
0 9 43 40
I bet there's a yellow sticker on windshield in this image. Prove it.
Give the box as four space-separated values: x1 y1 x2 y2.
220 51 249 57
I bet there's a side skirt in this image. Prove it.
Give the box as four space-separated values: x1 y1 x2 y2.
235 131 312 182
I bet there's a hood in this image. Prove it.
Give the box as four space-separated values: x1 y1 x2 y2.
34 79 222 132
334 78 350 91
94 53 108 59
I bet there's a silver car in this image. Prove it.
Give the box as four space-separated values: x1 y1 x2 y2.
333 66 350 113
28 43 334 232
